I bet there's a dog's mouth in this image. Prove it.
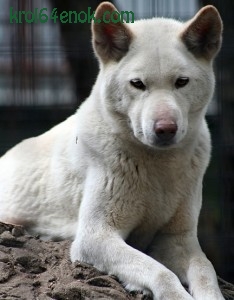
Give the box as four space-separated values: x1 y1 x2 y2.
134 133 180 150
148 135 181 149
153 138 177 148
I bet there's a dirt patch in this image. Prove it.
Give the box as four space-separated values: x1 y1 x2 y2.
0 222 148 300
0 222 233 300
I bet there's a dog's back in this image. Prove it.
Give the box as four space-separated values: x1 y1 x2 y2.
0 115 83 238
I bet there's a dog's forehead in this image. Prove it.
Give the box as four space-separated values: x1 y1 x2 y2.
129 18 183 45
123 19 189 77
129 18 186 59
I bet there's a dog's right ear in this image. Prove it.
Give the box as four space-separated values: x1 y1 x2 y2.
92 2 134 64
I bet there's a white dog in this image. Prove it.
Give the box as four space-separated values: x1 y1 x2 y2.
0 2 224 299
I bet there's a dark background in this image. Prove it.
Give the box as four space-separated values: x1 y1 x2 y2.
0 0 233 283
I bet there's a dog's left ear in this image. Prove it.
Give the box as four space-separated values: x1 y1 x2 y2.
181 5 223 61
92 2 134 64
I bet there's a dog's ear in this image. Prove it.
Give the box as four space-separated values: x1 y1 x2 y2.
92 2 133 64
181 5 223 61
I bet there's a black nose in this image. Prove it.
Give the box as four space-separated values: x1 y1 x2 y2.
154 120 178 142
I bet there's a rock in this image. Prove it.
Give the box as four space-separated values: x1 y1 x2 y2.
0 222 232 300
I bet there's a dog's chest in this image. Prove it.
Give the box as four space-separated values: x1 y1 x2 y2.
125 174 182 250
106 151 189 246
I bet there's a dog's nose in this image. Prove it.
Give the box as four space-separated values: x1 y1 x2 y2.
154 120 178 142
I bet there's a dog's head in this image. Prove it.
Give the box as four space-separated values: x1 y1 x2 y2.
92 2 223 149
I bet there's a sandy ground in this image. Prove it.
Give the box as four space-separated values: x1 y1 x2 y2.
0 222 233 300
0 222 148 300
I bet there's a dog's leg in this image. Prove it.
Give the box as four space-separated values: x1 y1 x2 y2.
187 242 224 300
71 227 194 300
70 171 193 300
148 232 224 300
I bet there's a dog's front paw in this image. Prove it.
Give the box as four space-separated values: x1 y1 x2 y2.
158 290 193 300
153 272 194 300
190 285 225 300
191 291 225 300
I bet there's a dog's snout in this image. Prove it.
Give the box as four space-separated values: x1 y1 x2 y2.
154 119 178 142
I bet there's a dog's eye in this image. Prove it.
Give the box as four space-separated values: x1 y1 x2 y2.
175 77 189 89
130 79 146 91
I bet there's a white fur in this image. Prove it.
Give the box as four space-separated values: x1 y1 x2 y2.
0 3 223 300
